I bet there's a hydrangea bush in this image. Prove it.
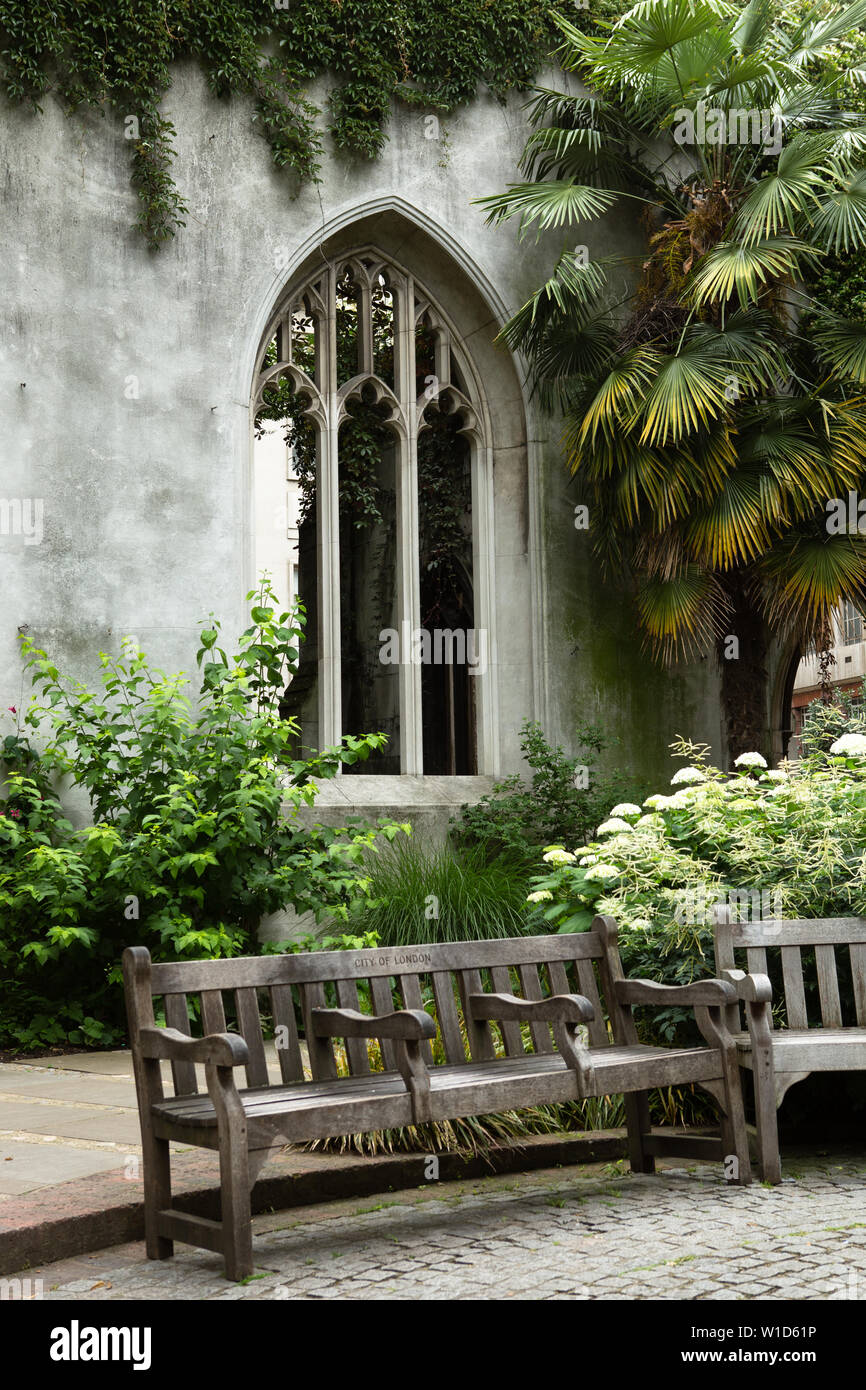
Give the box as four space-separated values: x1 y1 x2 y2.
527 735 866 1045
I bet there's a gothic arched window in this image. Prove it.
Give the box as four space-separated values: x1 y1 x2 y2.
253 247 496 776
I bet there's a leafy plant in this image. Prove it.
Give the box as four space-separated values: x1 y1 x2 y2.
798 683 866 757
528 733 866 1043
0 579 404 1049
452 718 635 867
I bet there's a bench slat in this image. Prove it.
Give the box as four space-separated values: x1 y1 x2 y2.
724 919 866 948
489 965 526 1056
235 987 270 1089
780 947 808 1029
432 971 466 1065
458 968 496 1061
300 981 338 1080
270 984 305 1083
575 957 609 1047
398 975 434 1065
336 979 371 1075
746 946 768 978
517 963 554 1054
148 933 604 993
369 976 398 1071
547 959 578 1058
815 945 843 1028
852 945 866 1027
200 989 227 1037
163 993 198 1095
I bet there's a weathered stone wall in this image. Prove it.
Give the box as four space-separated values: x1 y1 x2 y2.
0 64 727 802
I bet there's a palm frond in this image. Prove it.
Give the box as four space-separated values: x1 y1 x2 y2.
758 530 866 637
786 0 866 67
809 168 866 254
496 251 611 357
731 0 775 56
734 139 825 242
634 565 730 662
687 235 816 307
637 345 731 447
576 347 664 449
813 319 866 386
474 180 618 238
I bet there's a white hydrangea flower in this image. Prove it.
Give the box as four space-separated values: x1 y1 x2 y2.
609 802 643 818
667 789 696 807
734 751 768 769
583 862 619 883
830 733 866 756
526 889 553 903
635 813 663 829
671 766 706 785
579 853 598 866
542 848 576 865
644 793 677 809
628 917 652 932
596 817 634 835
762 768 789 781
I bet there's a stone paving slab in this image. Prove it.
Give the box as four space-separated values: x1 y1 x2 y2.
0 1139 130 1195
15 1156 866 1301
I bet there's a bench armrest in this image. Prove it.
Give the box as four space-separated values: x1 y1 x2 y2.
139 1026 249 1068
720 969 773 1004
615 978 736 1007
468 992 595 1025
311 1007 437 1041
469 992 596 1095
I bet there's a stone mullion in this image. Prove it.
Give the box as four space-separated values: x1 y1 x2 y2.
318 263 342 760
469 436 498 776
357 280 374 376
395 275 423 774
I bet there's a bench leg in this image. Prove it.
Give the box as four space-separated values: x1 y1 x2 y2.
143 1134 174 1261
624 1091 655 1174
209 1063 254 1281
718 1056 751 1186
220 1132 253 1282
752 1060 782 1185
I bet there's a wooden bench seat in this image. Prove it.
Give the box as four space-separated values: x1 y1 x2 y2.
124 915 751 1280
732 1028 866 1068
151 1043 726 1143
714 908 866 1183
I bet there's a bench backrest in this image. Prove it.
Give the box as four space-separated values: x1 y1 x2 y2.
713 908 866 1031
125 929 627 1098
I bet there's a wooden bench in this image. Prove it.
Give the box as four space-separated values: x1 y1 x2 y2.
123 914 751 1280
713 907 866 1184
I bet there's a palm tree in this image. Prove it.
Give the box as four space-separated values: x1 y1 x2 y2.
478 0 866 759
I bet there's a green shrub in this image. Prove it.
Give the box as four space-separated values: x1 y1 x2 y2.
799 685 866 758
451 718 635 867
528 735 866 1048
0 580 405 1049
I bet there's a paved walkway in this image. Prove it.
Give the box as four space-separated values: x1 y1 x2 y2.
0 1054 144 1197
14 1155 866 1300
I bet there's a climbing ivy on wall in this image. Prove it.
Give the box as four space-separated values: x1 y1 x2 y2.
0 0 566 249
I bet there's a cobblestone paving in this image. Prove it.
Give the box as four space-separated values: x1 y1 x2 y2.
28 1157 866 1300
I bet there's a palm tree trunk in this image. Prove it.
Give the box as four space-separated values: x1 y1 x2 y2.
716 574 770 764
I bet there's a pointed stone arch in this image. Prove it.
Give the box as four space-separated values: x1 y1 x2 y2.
250 220 522 775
